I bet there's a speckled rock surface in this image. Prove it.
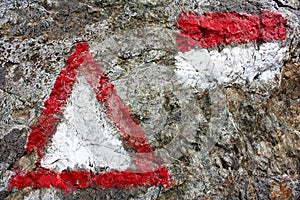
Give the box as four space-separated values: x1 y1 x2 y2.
0 0 299 199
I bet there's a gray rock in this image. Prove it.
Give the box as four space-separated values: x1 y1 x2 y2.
0 0 299 199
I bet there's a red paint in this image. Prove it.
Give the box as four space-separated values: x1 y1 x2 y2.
80 59 154 154
176 11 287 52
9 167 170 192
26 43 88 158
9 42 171 192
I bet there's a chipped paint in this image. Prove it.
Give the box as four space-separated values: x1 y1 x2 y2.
176 11 287 52
175 42 287 89
41 75 131 171
8 42 171 192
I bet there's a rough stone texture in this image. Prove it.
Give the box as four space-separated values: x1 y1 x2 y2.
0 0 299 199
40 75 132 172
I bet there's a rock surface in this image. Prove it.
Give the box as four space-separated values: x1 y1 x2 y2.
0 0 299 199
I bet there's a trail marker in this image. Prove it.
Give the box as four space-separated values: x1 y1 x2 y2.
8 42 171 192
175 11 288 89
8 10 288 192
176 11 287 52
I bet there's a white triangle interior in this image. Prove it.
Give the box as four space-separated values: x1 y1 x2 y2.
41 74 131 172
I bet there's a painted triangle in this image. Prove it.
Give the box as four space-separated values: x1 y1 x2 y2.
8 42 171 192
40 75 132 172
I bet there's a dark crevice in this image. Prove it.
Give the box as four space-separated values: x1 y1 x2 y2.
0 191 11 200
0 67 6 89
274 0 298 10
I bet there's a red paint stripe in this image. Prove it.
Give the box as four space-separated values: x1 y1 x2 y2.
97 85 154 153
176 11 287 52
25 43 90 158
80 58 154 154
79 48 162 172
9 42 171 191
8 167 170 192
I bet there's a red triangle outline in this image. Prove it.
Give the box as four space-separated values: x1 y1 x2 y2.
8 42 172 192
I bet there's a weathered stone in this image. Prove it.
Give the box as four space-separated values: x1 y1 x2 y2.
0 0 299 199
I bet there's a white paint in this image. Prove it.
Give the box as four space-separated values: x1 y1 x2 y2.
41 75 131 172
24 190 40 200
24 189 60 200
175 42 287 89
